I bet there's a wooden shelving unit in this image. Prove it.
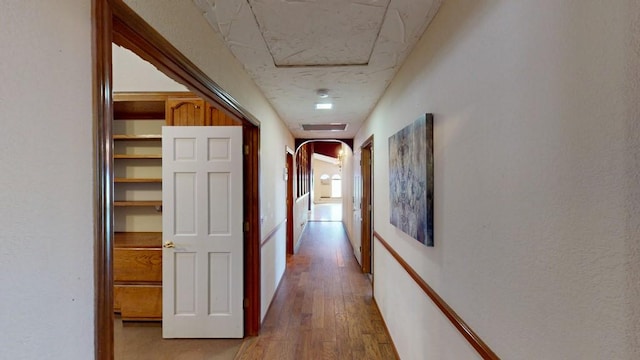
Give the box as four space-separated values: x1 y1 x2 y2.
111 91 237 322
112 93 168 321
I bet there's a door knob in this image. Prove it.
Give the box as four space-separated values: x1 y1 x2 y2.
163 241 175 248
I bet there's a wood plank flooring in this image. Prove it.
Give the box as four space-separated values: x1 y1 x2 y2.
308 202 343 221
236 222 397 360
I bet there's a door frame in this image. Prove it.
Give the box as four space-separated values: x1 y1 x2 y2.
93 1 261 358
285 148 294 254
360 136 373 274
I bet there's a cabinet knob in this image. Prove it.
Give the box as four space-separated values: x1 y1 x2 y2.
163 241 175 248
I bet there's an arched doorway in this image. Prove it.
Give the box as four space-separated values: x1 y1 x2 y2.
286 139 354 253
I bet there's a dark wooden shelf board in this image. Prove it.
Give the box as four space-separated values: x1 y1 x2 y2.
114 154 162 159
113 134 162 140
114 201 162 207
114 232 162 248
114 178 162 183
114 99 165 120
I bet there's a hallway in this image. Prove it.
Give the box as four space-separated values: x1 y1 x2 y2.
236 221 396 359
114 207 394 360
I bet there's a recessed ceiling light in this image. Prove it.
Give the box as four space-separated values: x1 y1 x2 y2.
316 103 333 110
316 89 329 98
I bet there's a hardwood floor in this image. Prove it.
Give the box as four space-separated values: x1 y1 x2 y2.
114 220 395 359
308 202 342 222
236 222 397 360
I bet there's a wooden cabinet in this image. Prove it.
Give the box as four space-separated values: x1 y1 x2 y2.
114 285 162 321
167 95 243 126
166 97 206 126
113 232 163 320
205 104 243 126
112 92 242 321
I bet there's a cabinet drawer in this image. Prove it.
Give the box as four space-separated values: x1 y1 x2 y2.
114 248 162 282
114 284 162 320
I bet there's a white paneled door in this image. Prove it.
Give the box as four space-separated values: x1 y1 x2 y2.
162 126 243 338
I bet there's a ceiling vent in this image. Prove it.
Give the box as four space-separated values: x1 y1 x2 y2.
301 123 348 132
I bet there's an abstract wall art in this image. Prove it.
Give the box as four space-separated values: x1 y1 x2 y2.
388 113 434 246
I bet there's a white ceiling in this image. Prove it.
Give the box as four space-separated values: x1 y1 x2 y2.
192 0 442 139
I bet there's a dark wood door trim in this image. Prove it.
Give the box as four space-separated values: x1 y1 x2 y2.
94 1 262 358
242 124 261 335
286 150 294 254
360 135 373 274
93 1 114 358
111 0 262 336
108 0 259 127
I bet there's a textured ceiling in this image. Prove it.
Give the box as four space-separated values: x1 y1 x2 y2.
250 0 389 67
192 0 442 139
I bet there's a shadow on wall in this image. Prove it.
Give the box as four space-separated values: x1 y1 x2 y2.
402 0 496 89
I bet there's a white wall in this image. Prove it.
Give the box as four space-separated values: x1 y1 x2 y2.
113 44 188 92
260 223 286 320
347 145 362 264
312 156 340 201
340 143 356 255
293 193 310 252
0 1 94 359
122 0 294 327
355 0 640 359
